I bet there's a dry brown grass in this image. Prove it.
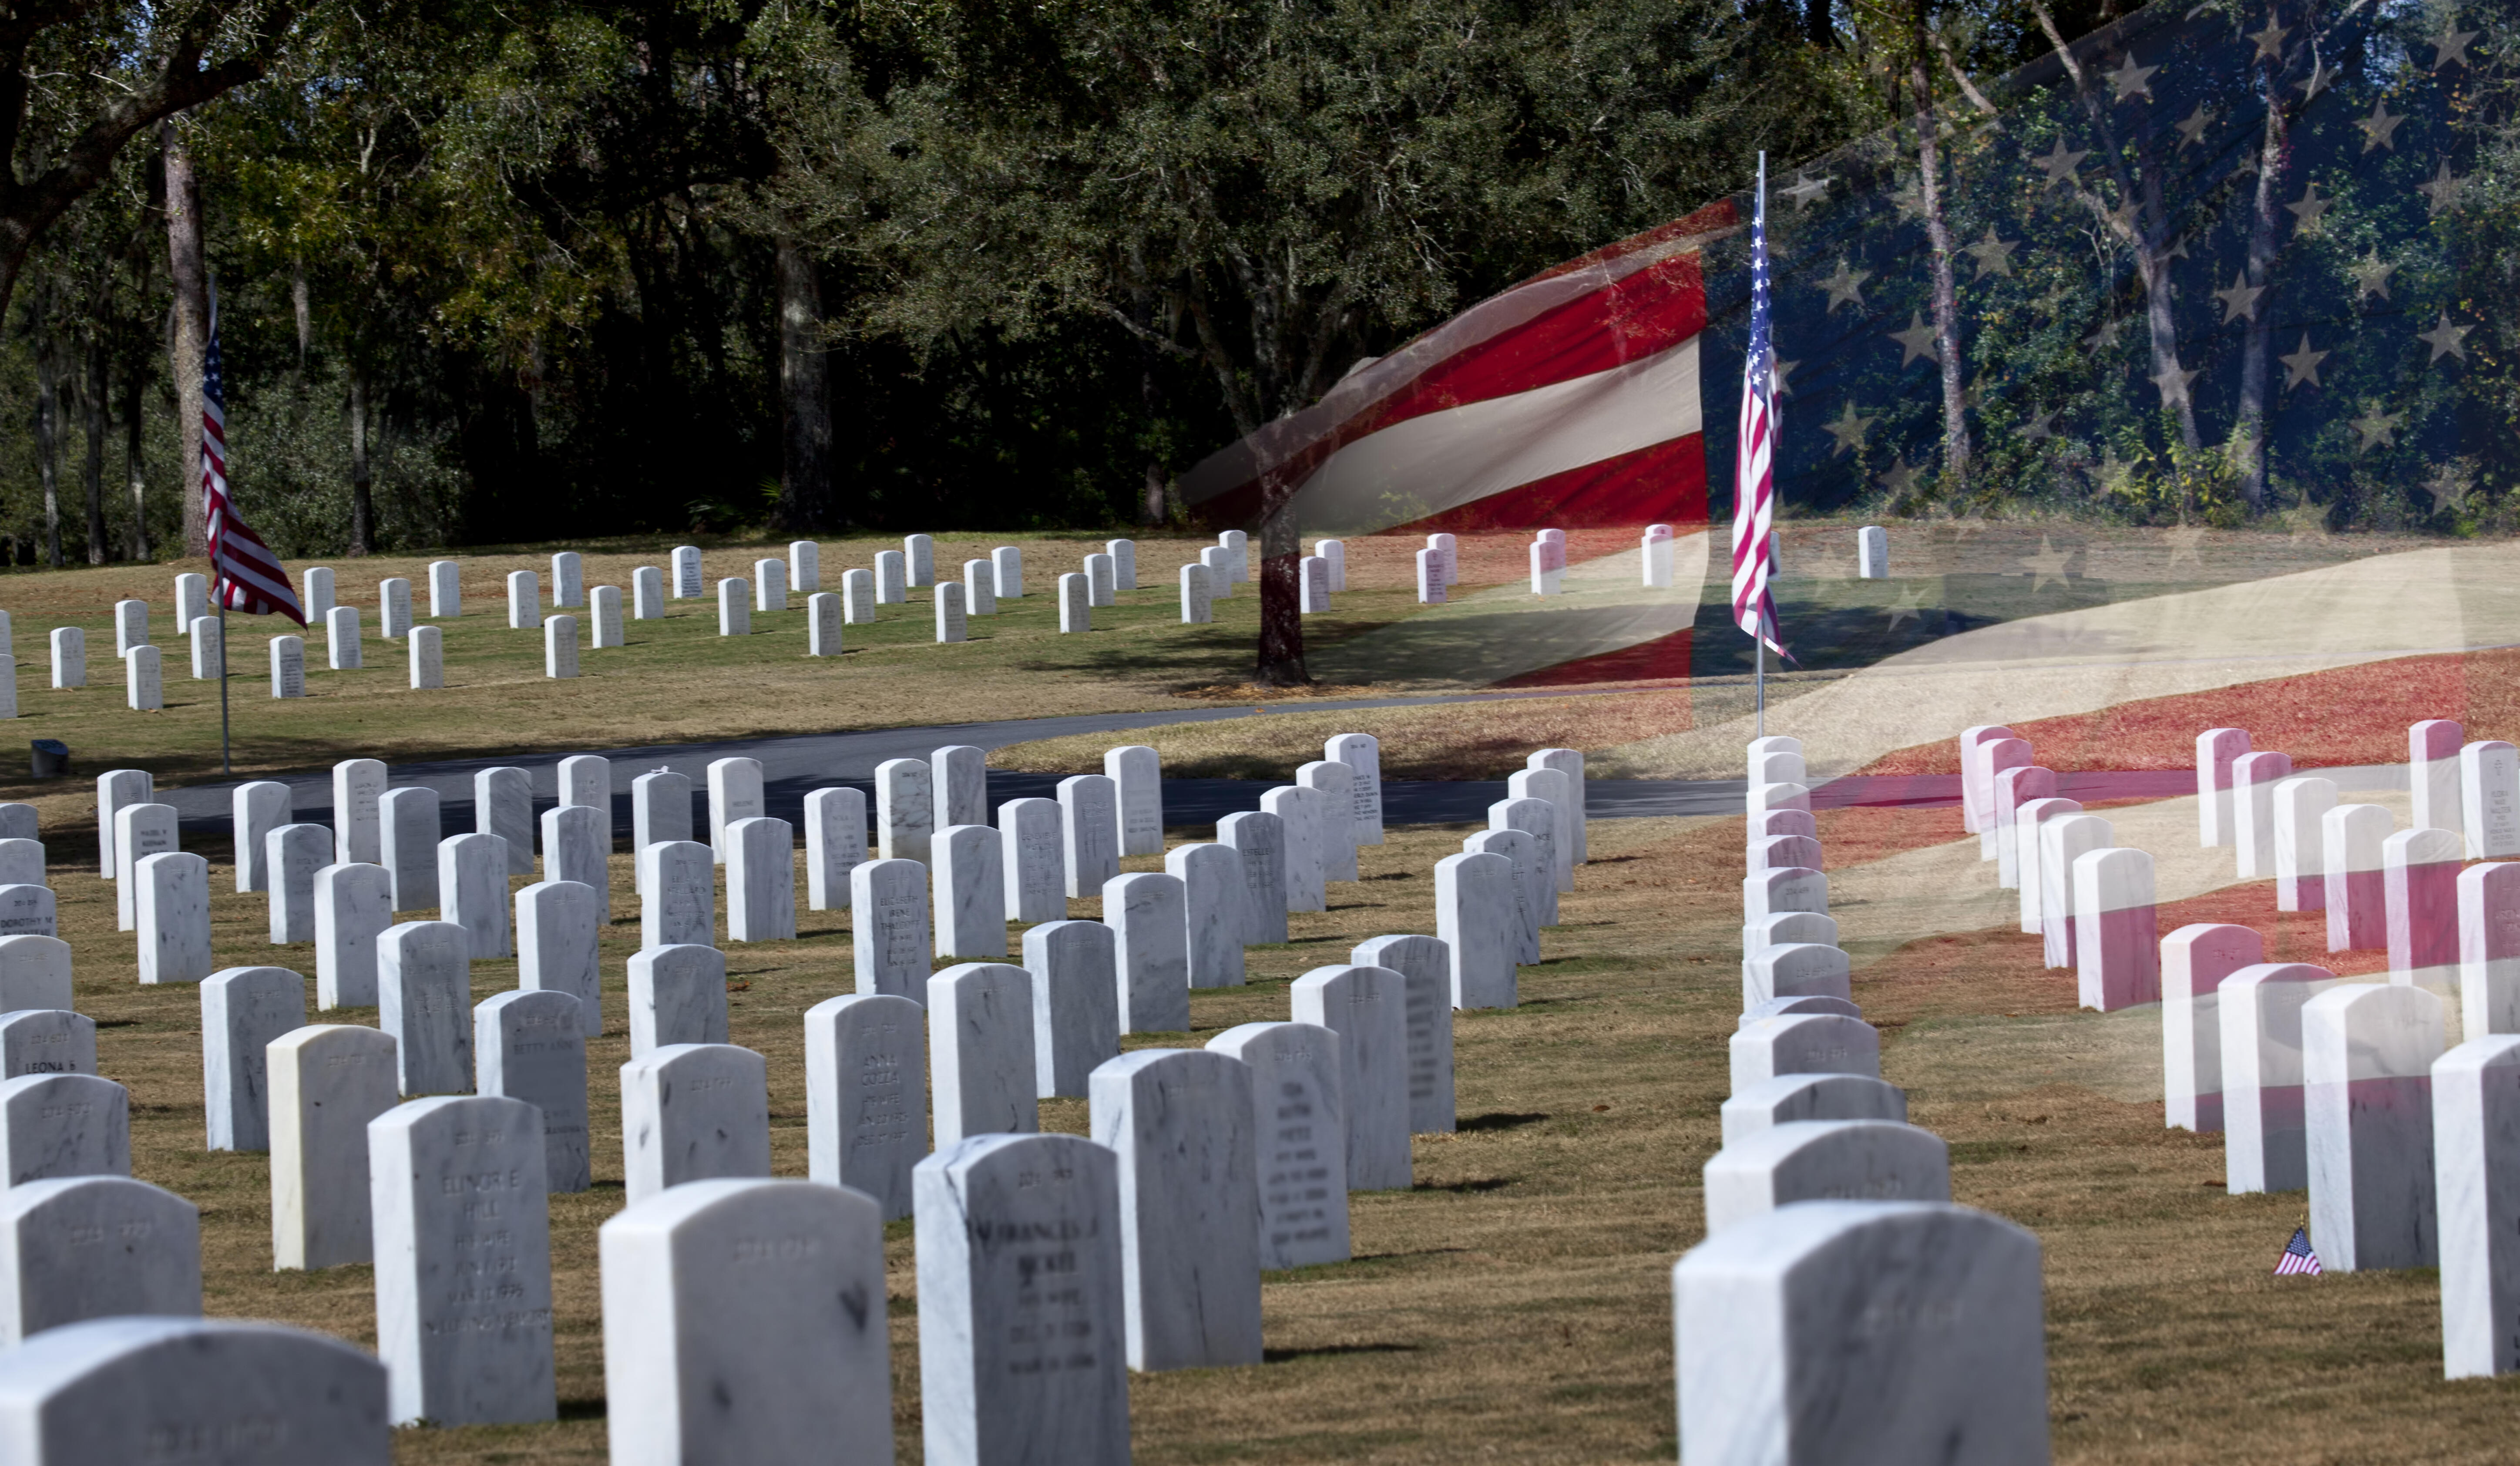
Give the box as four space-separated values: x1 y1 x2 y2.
989 689 1697 781
57 796 2520 1463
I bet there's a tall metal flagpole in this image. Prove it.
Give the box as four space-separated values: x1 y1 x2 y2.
218 602 231 775
1753 151 1767 742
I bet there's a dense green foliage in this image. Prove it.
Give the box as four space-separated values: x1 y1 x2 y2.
5 0 2494 563
0 0 1880 558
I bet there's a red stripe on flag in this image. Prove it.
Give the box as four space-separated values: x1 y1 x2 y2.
1373 433 1708 536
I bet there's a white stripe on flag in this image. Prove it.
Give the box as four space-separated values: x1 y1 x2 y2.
1277 338 1701 534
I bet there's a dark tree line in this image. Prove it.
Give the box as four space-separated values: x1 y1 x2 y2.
0 0 2155 676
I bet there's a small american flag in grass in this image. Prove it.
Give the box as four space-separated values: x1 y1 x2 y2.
2274 1226 2323 1277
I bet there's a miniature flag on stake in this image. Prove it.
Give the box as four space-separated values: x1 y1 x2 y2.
201 282 307 627
2273 1225 2322 1276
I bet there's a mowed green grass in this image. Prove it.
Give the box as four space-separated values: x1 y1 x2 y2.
0 532 1435 830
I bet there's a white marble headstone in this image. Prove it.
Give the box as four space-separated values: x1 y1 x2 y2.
2435 1033 2520 1378
314 861 392 1007
1207 1021 1348 1268
270 1023 399 1268
805 786 867 911
515 879 602 1037
913 1133 1128 1466
931 744 988 829
1089 1049 1263 1371
725 817 797 942
438 832 511 959
2305 981 2443 1271
1719 1070 1908 1146
1671 1201 2050 1465
639 840 716 949
808 591 844 654
998 796 1065 923
627 944 728 1057
201 966 305 1150
1351 932 1455 1134
1435 851 1517 1009
0 1315 389 1463
0 1074 129 1188
0 1175 200 1346
928 963 1039 1146
332 757 386 864
475 989 591 1193
135 851 212 985
369 1093 555 1426
804 993 926 1221
850 858 930 1001
1022 920 1119 1098
876 757 934 864
620 1043 771 1205
599 1178 891 1464
378 920 470 1095
932 824 1005 958
0 1010 92 1080
1106 872 1190 1033
1217 810 1288 944
1290 964 1410 1190
1167 842 1247 989
632 769 693 851
1059 773 1119 898
1729 1012 1880 1095
377 786 441 912
539 802 608 915
1701 1119 1950 1233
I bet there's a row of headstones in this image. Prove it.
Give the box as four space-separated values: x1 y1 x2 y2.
2156 921 2520 1379
0 1020 1406 1466
1676 730 2053 1459
0 806 1532 1451
1960 719 2518 1019
0 764 1601 1457
1954 724 2161 1011
0 527 1220 717
71 535 1066 708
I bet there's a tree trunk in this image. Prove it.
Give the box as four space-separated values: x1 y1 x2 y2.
123 352 150 560
1907 43 1972 494
774 231 832 532
1806 0 1833 47
2232 10 2288 507
348 366 375 555
291 258 312 372
1254 476 1309 684
2032 3 2199 453
33 312 63 569
163 124 211 557
1140 354 1169 525
83 336 108 563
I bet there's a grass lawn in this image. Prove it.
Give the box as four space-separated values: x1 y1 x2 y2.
18 519 2515 1462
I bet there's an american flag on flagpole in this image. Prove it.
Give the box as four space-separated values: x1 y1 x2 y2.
1729 157 1786 661
2273 1226 2322 1276
202 283 306 626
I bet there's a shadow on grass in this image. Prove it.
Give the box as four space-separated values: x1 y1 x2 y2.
1456 1111 1549 1132
558 1397 608 1422
1263 1343 1420 1363
1413 1177 1515 1194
